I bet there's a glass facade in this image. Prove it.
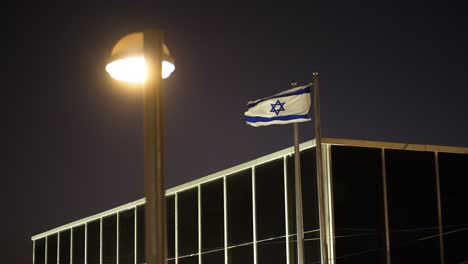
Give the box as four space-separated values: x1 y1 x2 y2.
331 146 386 263
102 214 117 264
87 220 100 264
438 152 468 263
386 149 439 264
72 225 85 264
201 179 224 253
119 209 135 264
32 140 467 264
59 230 70 264
177 187 199 257
46 234 57 264
226 169 253 246
255 159 286 264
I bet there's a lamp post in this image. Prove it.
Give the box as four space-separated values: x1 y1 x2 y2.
106 29 175 264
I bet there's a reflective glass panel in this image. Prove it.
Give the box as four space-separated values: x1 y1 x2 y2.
201 179 224 252
439 152 468 263
228 244 253 264
255 158 285 240
59 230 70 264
167 196 176 259
34 238 45 264
178 255 198 264
102 214 117 264
136 205 145 264
201 250 224 264
119 209 135 264
177 187 199 256
331 146 386 263
226 169 253 246
87 220 100 264
46 234 57 264
257 237 286 264
72 225 85 264
386 149 439 264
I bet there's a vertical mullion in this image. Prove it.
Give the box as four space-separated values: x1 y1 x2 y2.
70 228 74 264
100 219 103 264
252 167 257 264
223 177 228 264
381 149 391 264
198 185 202 264
45 235 48 264
323 144 335 264
57 233 60 264
175 194 179 264
435 152 445 264
33 240 36 264
134 207 137 264
85 223 88 264
283 157 290 264
117 213 120 264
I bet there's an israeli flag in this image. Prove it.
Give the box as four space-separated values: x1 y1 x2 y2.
245 84 312 127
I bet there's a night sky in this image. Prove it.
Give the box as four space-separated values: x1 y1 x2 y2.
4 2 468 263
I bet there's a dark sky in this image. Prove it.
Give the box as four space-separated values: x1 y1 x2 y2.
4 2 468 263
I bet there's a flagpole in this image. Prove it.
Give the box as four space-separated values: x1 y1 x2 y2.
313 72 329 264
293 123 305 264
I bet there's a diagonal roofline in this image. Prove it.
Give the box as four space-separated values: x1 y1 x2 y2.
31 137 467 240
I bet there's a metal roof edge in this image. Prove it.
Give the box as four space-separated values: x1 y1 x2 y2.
31 139 316 240
322 137 468 154
31 198 146 241
31 137 467 240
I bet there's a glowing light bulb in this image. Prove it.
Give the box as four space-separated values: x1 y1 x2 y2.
106 56 175 83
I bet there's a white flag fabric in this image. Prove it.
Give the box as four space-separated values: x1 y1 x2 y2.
244 84 312 127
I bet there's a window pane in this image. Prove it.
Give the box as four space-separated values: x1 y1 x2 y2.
201 179 224 252
167 196 176 259
136 205 145 264
119 209 135 264
178 255 198 264
439 152 468 263
258 237 286 264
34 238 45 264
47 234 58 264
227 169 253 246
386 149 439 264
178 187 199 256
287 148 320 264
228 244 253 264
255 158 285 240
102 214 117 264
72 225 85 264
87 220 100 264
59 230 70 264
331 146 386 263
201 250 224 264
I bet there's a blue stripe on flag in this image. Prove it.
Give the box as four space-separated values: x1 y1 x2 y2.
246 87 311 109
244 114 309 123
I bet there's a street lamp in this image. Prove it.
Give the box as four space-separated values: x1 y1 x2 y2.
106 31 175 82
106 29 175 264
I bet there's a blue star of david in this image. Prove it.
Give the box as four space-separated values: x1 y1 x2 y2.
270 100 286 115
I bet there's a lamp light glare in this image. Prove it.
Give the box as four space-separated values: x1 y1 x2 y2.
162 61 175 79
106 56 175 83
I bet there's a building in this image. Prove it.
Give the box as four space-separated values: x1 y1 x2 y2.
31 138 468 264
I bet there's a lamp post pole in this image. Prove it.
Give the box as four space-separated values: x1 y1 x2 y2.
143 29 167 264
